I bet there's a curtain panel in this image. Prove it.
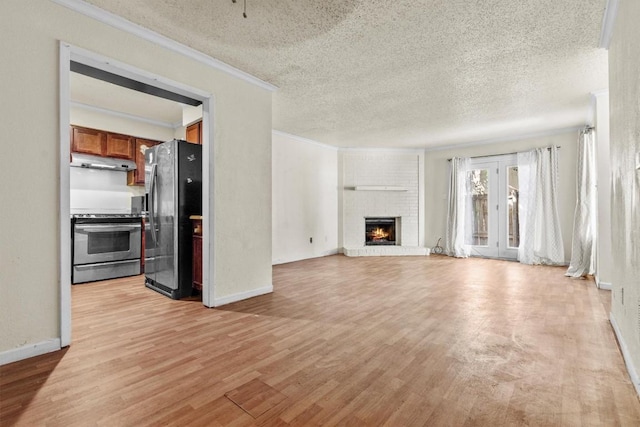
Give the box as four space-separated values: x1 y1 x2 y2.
517 146 565 265
445 157 471 257
566 129 596 277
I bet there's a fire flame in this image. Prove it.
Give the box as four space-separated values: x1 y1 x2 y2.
371 227 390 240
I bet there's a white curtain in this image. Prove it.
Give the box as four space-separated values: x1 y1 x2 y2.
445 157 471 257
566 129 596 277
517 146 565 265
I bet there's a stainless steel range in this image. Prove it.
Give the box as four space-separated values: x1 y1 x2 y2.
71 214 142 284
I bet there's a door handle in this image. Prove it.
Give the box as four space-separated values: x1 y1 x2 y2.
75 224 141 232
149 163 158 245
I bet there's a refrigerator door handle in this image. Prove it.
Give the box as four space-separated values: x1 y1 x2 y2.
149 163 158 245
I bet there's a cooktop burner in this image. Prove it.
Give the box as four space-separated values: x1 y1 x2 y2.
71 213 143 224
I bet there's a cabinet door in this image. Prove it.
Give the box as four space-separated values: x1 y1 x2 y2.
106 133 134 160
71 126 106 156
186 121 202 145
128 138 161 185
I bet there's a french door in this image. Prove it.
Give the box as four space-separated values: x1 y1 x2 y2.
466 154 519 259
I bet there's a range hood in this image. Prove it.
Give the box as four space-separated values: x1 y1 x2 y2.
70 153 137 171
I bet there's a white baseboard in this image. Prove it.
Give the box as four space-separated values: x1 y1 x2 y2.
598 281 612 291
212 284 273 307
0 338 62 366
610 313 640 397
595 274 612 290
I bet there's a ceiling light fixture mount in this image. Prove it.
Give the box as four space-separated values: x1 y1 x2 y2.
231 0 247 18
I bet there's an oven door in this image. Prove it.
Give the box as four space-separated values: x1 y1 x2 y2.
73 222 142 265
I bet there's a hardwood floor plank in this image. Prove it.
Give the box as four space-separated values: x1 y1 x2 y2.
1 255 639 426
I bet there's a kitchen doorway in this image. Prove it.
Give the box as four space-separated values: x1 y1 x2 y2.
59 43 214 347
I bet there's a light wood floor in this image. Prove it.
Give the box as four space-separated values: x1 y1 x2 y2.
2 255 640 426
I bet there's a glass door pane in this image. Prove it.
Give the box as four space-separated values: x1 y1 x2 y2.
467 168 489 246
507 166 519 248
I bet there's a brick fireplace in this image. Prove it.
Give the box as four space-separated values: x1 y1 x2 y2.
341 151 427 256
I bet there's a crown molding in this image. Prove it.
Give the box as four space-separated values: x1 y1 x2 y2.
50 0 277 92
340 146 425 153
272 130 339 151
70 101 179 129
599 0 620 49
424 126 584 153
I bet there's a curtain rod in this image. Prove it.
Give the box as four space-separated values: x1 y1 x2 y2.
447 146 561 162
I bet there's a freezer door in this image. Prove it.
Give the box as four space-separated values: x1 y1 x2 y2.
145 142 177 291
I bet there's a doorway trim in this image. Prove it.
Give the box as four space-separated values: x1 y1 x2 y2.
59 42 215 347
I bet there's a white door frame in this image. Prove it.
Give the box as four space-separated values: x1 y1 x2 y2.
467 154 518 260
467 159 499 258
59 42 215 347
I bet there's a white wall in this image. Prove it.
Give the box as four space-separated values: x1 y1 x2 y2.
0 0 272 357
424 131 578 262
341 150 425 249
594 92 613 288
608 0 640 394
272 132 338 264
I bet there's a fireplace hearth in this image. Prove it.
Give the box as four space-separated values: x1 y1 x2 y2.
365 217 397 246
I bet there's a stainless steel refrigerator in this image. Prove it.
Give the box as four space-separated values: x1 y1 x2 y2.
144 139 202 299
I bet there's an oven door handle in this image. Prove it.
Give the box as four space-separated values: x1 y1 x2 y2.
74 259 140 270
149 163 158 245
75 224 142 232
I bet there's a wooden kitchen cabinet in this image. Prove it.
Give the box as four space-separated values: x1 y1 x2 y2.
71 126 106 156
69 125 162 186
186 121 202 145
191 216 203 291
71 126 135 160
127 138 161 186
105 133 134 160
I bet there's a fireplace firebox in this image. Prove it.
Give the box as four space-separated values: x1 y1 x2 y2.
365 217 397 246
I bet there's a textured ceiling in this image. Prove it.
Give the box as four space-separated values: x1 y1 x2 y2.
81 0 609 149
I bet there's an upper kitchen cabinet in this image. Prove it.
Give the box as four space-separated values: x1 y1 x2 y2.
71 126 106 156
71 126 134 160
127 138 161 186
105 133 134 160
186 121 202 145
